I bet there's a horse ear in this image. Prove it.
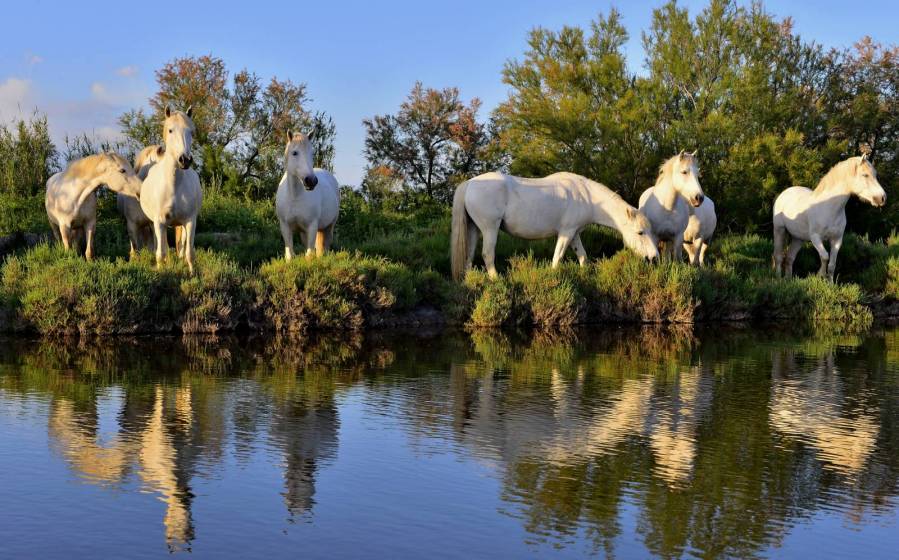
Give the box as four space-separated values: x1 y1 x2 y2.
286 130 293 143
626 207 637 221
165 105 172 118
861 152 869 162
689 149 698 157
185 105 193 118
307 129 315 142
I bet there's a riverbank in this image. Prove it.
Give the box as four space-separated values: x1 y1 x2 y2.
2 236 898 335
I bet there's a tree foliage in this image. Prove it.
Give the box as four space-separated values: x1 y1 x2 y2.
0 113 57 197
494 0 899 236
363 82 500 205
119 55 336 199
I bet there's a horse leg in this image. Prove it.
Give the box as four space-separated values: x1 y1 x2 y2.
126 219 141 259
49 221 61 243
570 234 587 266
783 238 803 280
175 226 184 259
182 219 196 275
84 218 96 261
827 235 843 281
481 223 500 278
772 226 785 277
672 232 685 262
698 241 709 267
153 221 167 269
551 231 575 268
809 234 829 278
304 220 318 259
279 220 295 261
466 222 479 273
59 224 74 251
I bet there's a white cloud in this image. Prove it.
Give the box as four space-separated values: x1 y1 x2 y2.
26 52 43 66
0 77 36 120
116 65 138 77
90 81 111 102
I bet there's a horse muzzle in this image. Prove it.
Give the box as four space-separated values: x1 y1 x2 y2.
177 154 194 170
874 194 886 207
690 194 705 207
303 175 318 190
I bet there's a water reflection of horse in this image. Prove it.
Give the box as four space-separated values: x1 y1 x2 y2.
769 349 879 478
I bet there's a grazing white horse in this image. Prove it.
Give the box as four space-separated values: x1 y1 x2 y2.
45 153 142 260
117 144 164 256
450 171 660 281
275 131 340 260
682 196 717 266
772 154 885 280
638 151 705 261
140 107 202 274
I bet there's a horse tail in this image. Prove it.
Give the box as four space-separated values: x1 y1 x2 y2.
315 228 330 255
451 180 470 282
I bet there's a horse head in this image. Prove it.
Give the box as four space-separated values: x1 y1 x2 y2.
851 153 886 207
671 150 704 208
285 130 318 190
163 106 195 170
99 153 142 198
623 206 660 261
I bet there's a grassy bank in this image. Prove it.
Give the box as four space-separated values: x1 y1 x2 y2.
2 192 898 335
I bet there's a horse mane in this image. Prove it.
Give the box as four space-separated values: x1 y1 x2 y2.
61 153 130 181
655 153 696 187
813 157 860 193
135 145 163 169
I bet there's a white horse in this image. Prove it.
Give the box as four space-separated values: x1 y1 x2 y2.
450 171 660 281
772 154 885 280
275 131 340 260
140 107 202 274
45 153 142 260
682 196 717 266
638 151 705 261
117 144 164 256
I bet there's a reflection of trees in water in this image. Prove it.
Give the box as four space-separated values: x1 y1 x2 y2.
3 332 380 550
3 326 899 557
391 327 899 558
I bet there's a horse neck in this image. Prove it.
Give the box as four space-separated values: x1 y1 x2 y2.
585 180 632 232
652 173 679 209
812 164 852 208
157 154 181 191
67 169 106 211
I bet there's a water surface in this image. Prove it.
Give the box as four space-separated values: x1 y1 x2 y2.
1 327 898 558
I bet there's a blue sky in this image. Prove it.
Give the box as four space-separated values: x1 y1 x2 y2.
1 0 896 186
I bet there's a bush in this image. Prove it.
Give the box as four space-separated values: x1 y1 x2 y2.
0 245 247 334
255 251 448 331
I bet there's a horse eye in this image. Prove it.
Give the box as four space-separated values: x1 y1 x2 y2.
681 170 688 174
863 173 869 178
636 230 644 235
168 129 173 133
119 168 126 173
292 151 299 156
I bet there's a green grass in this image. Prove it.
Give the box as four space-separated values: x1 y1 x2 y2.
0 191 895 335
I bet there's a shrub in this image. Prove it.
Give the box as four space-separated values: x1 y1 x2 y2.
0 245 247 334
255 251 442 331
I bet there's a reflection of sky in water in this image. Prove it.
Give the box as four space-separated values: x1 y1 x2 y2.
0 329 898 559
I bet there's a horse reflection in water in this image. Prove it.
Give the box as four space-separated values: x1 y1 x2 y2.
452 328 710 488
48 385 198 552
769 350 879 479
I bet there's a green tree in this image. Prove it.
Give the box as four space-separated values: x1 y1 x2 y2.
363 82 493 204
119 55 336 199
0 113 57 197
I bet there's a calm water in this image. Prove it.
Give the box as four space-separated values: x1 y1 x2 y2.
1 327 898 559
